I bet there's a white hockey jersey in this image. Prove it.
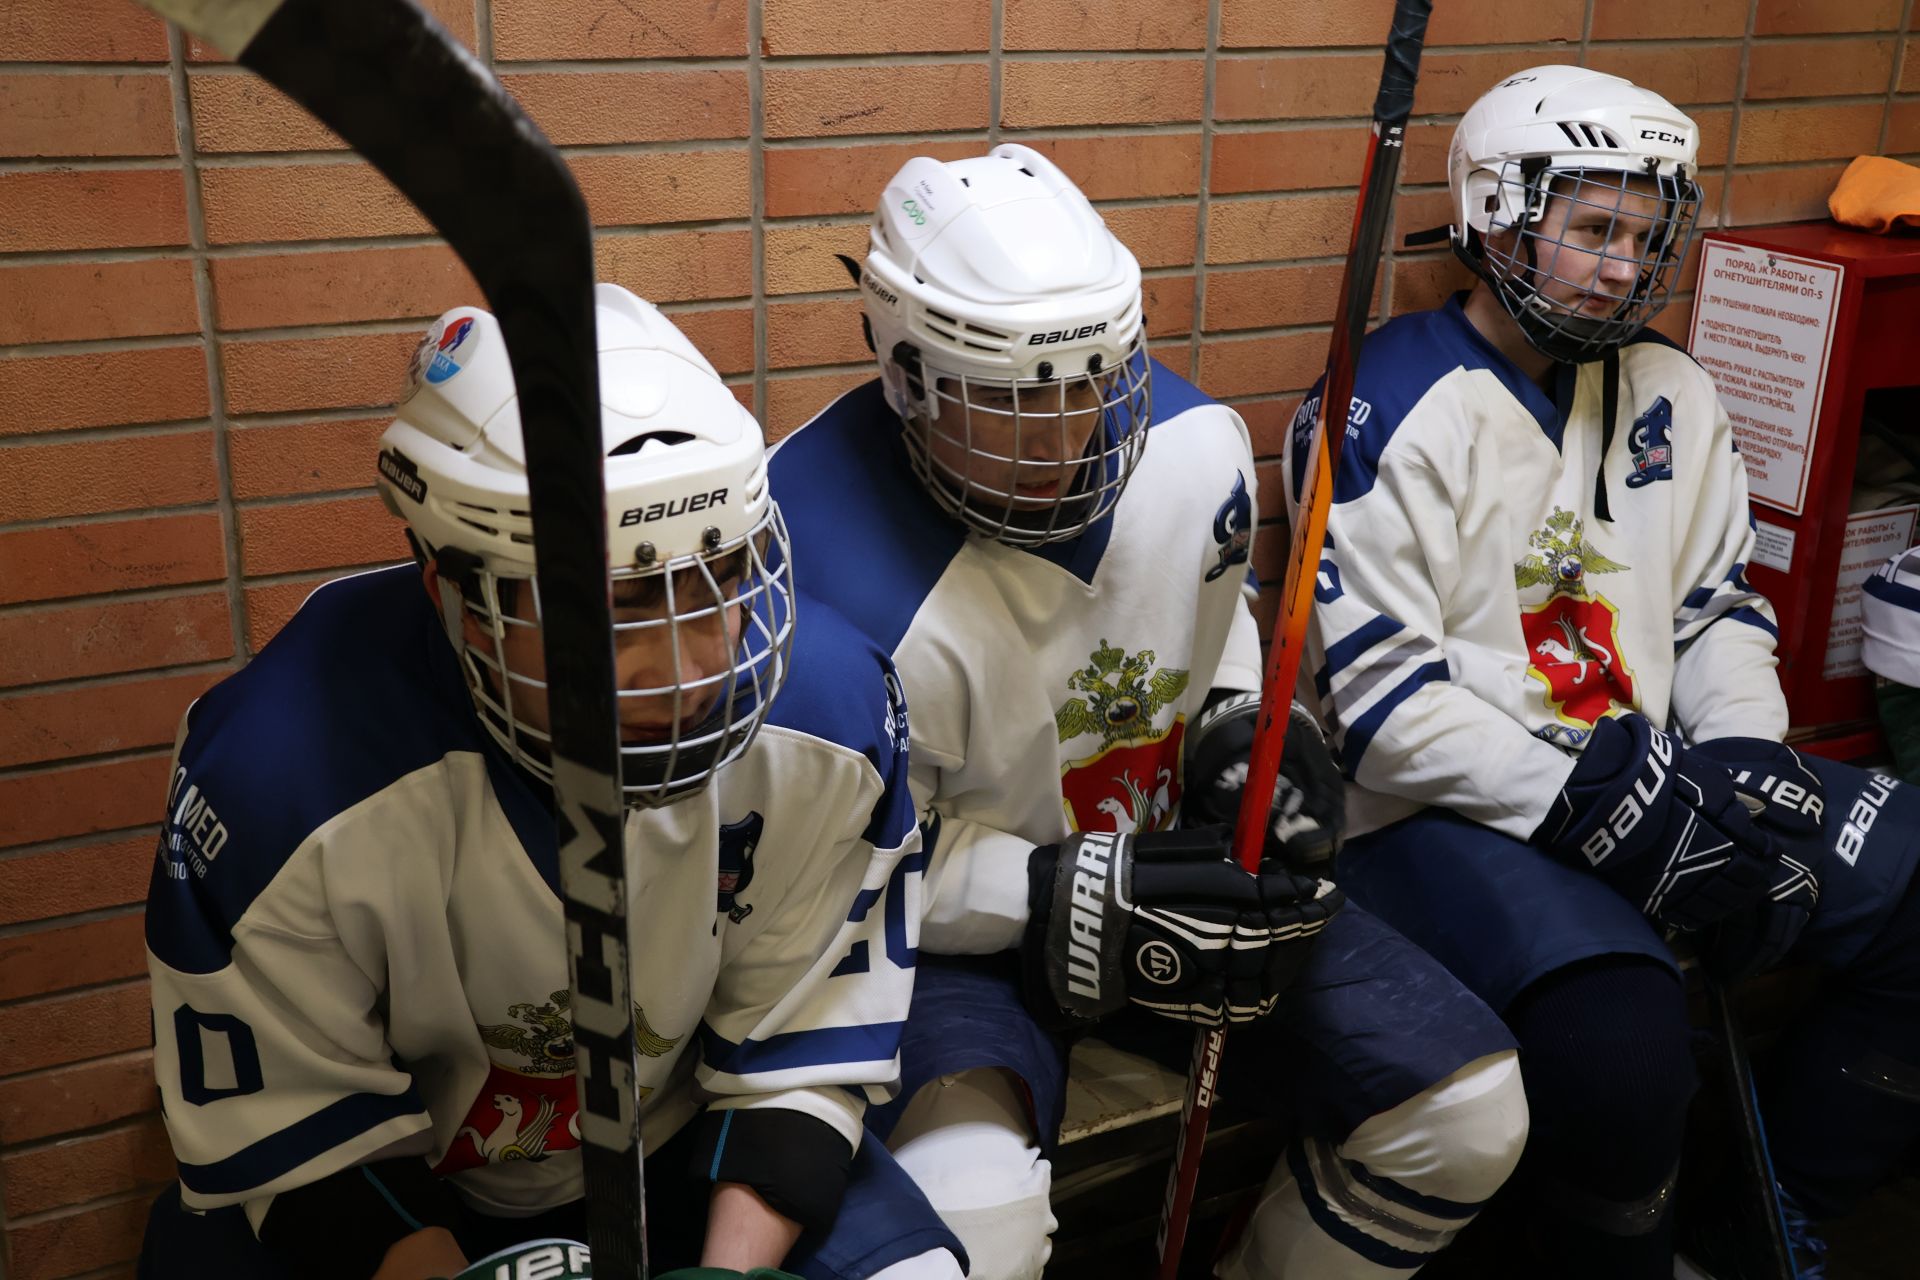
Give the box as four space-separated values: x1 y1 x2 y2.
769 362 1263 954
1286 294 1787 841
145 566 920 1222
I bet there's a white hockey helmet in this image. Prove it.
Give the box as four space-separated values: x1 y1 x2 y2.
1863 545 1920 687
1448 65 1703 362
378 283 794 807
859 143 1152 546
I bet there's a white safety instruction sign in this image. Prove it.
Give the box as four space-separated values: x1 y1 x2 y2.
1825 505 1919 681
1688 241 1844 515
1751 521 1797 575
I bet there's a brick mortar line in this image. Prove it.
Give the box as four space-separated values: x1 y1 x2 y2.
3 478 461 528
0 501 221 534
0 827 160 866
1719 0 1760 229
475 0 494 65
0 420 220 449
749 0 768 423
162 24 250 680
1187 0 1223 383
0 743 171 784
0 245 192 269
0 332 204 359
0 659 232 704
1207 35 1894 57
764 128 991 150
0 1045 152 1089
193 136 756 165
0 903 144 945
989 0 1004 145
0 1155 170 1219
0 155 184 173
1880 0 1918 152
0 577 235 624
0 1181 162 1233
1579 0 1596 64
0 62 173 74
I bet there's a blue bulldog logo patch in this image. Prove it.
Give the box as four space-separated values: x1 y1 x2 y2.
717 811 763 923
1206 471 1253 582
1625 397 1674 489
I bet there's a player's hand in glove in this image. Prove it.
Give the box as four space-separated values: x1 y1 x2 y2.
1021 825 1343 1031
1532 714 1783 937
1184 691 1345 870
1689 737 1826 981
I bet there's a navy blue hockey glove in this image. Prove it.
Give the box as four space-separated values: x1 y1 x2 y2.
1184 691 1345 870
1532 715 1781 937
1022 825 1344 1031
1689 737 1826 981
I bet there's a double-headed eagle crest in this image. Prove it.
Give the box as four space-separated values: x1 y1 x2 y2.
1513 507 1629 597
478 988 681 1077
1055 640 1190 748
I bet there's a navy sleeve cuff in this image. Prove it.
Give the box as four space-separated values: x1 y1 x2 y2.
688 1107 854 1232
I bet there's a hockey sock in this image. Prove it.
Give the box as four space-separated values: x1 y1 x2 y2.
1216 1052 1527 1280
887 1069 1054 1280
1501 956 1697 1280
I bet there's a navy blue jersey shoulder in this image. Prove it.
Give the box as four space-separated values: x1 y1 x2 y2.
770 380 966 656
1299 294 1568 505
147 567 509 973
1145 357 1215 426
765 592 916 849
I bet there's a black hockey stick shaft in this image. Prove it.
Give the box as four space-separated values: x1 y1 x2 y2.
135 3 645 1275
1705 971 1799 1279
1153 4 1433 1276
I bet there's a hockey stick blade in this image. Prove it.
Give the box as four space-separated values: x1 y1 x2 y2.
1154 3 1434 1276
135 3 646 1275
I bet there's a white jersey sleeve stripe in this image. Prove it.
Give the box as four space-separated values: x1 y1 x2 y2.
174 1089 428 1199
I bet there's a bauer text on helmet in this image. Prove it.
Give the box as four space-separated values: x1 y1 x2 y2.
1448 66 1703 363
376 283 796 807
860 143 1153 546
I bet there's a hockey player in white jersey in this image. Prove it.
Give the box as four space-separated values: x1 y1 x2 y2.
770 145 1531 1280
1296 65 1920 1278
136 285 966 1280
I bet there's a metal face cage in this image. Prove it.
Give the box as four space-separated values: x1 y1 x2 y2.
893 335 1154 546
1470 162 1702 364
449 507 795 808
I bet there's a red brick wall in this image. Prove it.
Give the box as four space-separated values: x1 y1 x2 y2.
1 0 1915 1274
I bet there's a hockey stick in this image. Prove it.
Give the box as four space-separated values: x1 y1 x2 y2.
1153 4 1433 1275
136 4 645 1276
1703 968 1799 1279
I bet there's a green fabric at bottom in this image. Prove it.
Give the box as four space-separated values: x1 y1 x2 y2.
1877 680 1920 785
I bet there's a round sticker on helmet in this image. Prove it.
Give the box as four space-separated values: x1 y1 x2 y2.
425 316 478 385
1136 939 1182 987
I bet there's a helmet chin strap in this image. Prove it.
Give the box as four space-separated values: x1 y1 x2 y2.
1595 348 1619 523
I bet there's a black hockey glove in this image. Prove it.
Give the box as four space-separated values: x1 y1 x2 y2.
1689 737 1826 981
1184 691 1345 870
1532 714 1781 936
1021 825 1344 1031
